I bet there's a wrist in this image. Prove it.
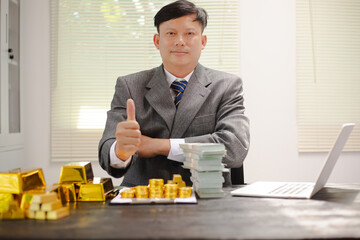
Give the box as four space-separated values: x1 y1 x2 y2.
115 143 132 161
157 138 170 156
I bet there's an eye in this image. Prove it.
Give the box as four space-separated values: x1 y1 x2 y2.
167 32 175 36
187 32 194 36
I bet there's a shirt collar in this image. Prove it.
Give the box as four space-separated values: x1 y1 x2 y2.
163 67 194 87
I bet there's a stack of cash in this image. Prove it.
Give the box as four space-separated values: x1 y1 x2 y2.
180 143 226 198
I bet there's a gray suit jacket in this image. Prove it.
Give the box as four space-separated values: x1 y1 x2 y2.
98 64 250 186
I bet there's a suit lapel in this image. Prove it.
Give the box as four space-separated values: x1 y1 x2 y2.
145 66 176 131
170 64 212 138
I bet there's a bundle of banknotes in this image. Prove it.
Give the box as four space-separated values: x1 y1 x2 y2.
180 143 227 198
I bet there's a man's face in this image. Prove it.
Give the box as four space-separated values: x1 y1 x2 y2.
153 14 207 76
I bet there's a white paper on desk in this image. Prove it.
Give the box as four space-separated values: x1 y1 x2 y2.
110 188 197 204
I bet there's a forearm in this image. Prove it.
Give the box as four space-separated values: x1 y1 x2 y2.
137 136 171 158
185 126 249 168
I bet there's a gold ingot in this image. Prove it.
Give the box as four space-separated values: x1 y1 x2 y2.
172 174 182 183
47 206 69 220
60 183 77 202
177 181 186 188
0 168 46 194
121 188 135 198
0 200 25 220
20 184 62 211
167 180 175 184
59 162 94 184
134 185 149 199
0 193 14 211
78 177 114 202
178 187 192 198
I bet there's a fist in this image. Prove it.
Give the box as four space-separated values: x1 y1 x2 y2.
115 99 141 160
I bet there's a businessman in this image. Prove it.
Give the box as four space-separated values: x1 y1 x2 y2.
99 0 250 187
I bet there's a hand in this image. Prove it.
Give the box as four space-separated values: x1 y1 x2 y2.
138 135 171 158
115 99 141 161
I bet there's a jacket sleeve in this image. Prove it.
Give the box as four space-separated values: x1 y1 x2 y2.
185 76 250 168
98 77 138 178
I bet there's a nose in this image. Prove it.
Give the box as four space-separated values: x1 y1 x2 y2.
175 35 185 46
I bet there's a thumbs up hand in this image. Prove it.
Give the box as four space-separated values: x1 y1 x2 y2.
115 99 141 161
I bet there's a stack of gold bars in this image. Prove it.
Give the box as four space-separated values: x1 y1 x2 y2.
58 162 114 202
120 174 192 200
0 162 114 220
0 168 68 220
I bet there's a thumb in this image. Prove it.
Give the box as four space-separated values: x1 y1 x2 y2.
126 99 136 121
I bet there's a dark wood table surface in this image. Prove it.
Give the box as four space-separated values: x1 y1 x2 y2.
1 183 360 240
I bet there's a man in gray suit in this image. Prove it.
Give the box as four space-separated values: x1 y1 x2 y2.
99 0 250 187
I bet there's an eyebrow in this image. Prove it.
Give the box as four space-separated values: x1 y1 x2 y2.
163 28 198 32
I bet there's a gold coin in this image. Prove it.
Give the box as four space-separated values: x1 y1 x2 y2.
121 188 135 198
178 187 192 198
134 185 149 199
164 183 178 198
149 179 164 188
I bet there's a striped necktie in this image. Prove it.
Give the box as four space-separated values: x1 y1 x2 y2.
170 80 188 108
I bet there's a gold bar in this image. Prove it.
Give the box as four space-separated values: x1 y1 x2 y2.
41 199 62 212
173 174 182 183
20 185 59 211
0 169 46 194
29 203 41 211
47 206 69 220
78 177 114 202
59 162 94 184
0 200 25 220
32 192 58 204
0 193 14 211
60 183 77 202
35 211 46 220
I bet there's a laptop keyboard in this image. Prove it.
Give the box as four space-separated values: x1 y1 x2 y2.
268 183 313 195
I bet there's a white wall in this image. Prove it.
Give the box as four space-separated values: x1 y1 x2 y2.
240 0 360 183
15 0 359 185
21 0 122 186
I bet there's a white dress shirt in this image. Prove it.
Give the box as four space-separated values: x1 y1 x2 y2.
109 68 193 169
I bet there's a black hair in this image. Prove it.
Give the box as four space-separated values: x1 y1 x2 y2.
154 0 208 33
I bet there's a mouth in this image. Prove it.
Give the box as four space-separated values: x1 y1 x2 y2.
171 51 188 56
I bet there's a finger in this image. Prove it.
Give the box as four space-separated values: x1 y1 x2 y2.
116 136 141 146
119 144 138 153
118 121 140 130
126 99 136 121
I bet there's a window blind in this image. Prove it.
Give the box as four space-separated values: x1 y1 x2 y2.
50 0 241 162
296 0 360 152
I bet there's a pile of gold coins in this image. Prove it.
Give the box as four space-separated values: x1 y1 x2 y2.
121 174 192 199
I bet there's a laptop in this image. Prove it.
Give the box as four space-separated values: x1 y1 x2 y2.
231 123 355 199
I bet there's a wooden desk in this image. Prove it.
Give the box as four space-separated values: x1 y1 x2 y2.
1 184 360 239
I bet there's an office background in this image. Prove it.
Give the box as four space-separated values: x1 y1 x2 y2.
1 0 359 186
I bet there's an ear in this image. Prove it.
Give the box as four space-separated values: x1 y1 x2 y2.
201 34 207 50
153 34 160 49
